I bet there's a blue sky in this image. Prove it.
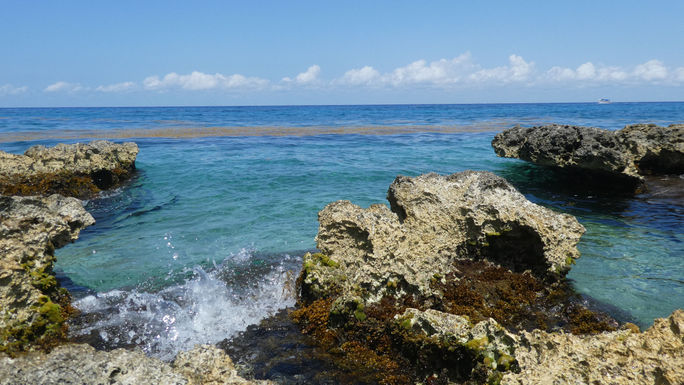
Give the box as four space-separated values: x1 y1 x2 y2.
1 0 683 106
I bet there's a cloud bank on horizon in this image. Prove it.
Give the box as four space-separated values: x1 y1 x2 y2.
10 53 680 97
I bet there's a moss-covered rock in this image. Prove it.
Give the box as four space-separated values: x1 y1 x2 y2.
0 195 94 355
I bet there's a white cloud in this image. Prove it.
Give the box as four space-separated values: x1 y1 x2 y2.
542 59 676 84
334 53 537 87
545 66 576 82
340 66 381 85
676 67 684 82
0 84 28 95
468 54 534 83
28 56 684 98
282 65 321 85
44 81 84 93
386 53 475 86
633 59 668 81
95 81 136 93
143 71 269 91
576 62 596 79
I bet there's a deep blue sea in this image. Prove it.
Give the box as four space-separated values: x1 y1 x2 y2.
1 103 682 361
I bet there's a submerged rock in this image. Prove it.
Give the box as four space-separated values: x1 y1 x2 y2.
502 309 684 385
0 194 94 355
0 343 272 385
491 123 684 190
174 345 274 385
0 140 139 198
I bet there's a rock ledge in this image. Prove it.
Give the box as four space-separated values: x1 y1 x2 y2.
0 140 139 198
491 123 684 189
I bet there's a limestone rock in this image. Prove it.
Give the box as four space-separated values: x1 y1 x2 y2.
618 123 684 174
502 309 684 385
398 308 519 371
0 343 272 385
0 140 139 198
491 123 684 188
308 171 584 303
0 195 94 354
173 345 274 385
0 343 186 385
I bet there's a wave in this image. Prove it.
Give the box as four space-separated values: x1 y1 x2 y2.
68 249 298 361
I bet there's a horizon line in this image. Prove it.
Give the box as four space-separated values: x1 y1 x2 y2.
2 100 684 109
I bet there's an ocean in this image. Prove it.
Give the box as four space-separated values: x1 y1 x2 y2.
1 103 682 363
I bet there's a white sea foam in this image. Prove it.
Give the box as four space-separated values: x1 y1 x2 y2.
69 252 297 361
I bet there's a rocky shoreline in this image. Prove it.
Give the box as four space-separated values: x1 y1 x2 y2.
1 135 682 384
0 141 269 384
0 140 139 199
291 171 683 384
0 194 94 354
491 123 684 191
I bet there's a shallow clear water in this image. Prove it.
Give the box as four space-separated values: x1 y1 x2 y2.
1 103 682 360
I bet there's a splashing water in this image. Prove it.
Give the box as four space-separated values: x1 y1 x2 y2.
68 250 298 361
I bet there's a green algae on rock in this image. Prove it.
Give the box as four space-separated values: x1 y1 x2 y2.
0 195 94 355
0 140 138 199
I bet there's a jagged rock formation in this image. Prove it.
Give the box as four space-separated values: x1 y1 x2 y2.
294 171 683 383
392 307 684 385
491 123 684 188
0 140 139 198
502 309 684 385
0 343 273 385
0 195 94 355
308 171 584 304
294 171 604 383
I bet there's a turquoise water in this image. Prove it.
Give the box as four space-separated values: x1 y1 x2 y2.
1 103 682 360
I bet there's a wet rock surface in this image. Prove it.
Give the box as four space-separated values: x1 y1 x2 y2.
0 194 94 355
221 309 374 385
174 345 274 385
0 343 272 385
491 123 684 190
0 140 139 198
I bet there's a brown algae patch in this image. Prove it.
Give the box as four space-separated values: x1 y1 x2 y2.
0 172 101 199
292 256 618 385
433 260 617 335
0 122 515 143
0 167 135 199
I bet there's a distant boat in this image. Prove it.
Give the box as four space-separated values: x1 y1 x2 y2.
598 98 611 104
